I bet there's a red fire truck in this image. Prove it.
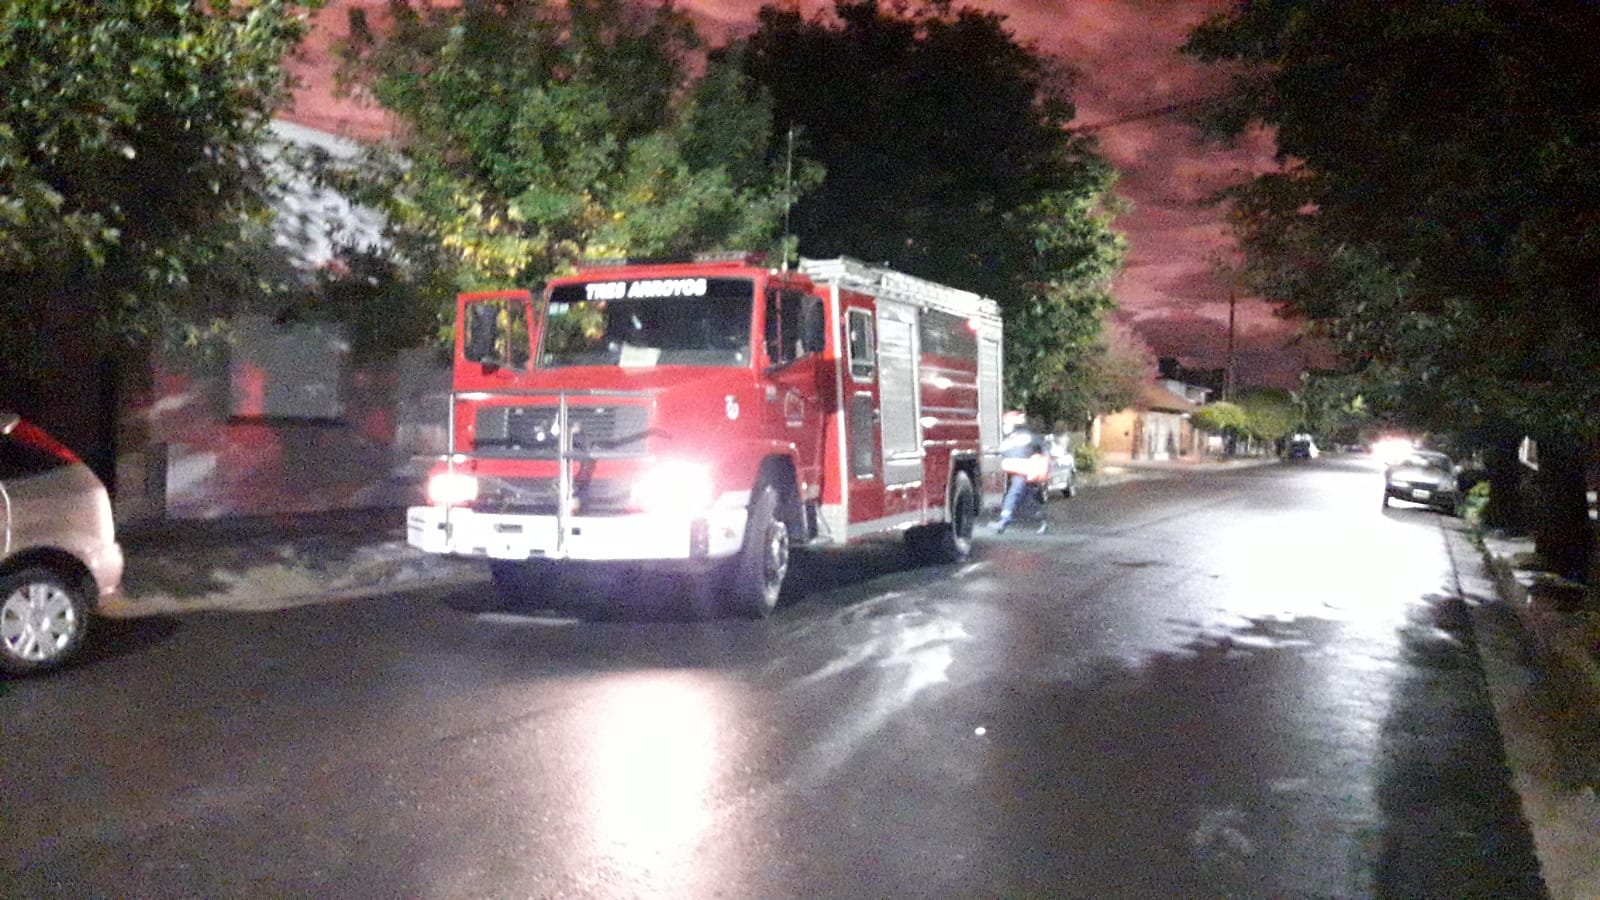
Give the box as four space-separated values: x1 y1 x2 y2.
406 255 1005 617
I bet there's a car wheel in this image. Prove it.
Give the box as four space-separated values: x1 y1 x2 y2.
724 483 789 618
0 567 91 674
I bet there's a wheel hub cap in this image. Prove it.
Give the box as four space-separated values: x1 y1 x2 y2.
1 583 76 662
765 524 789 597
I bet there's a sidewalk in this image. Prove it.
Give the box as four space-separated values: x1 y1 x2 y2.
100 508 487 618
1086 453 1281 487
1479 530 1600 743
1467 528 1600 899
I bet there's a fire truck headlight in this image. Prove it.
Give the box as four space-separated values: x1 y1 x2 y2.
632 461 715 515
427 471 480 507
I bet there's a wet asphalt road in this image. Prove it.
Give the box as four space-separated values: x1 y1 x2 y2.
2 456 1547 898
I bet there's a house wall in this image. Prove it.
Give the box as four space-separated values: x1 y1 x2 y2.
114 334 449 522
1098 410 1139 457
1138 411 1185 460
1095 409 1193 460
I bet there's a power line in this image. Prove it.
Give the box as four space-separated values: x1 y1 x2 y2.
1072 93 1230 133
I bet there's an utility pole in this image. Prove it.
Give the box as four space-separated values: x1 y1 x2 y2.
1225 288 1237 402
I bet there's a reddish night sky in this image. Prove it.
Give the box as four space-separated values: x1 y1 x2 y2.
285 0 1314 389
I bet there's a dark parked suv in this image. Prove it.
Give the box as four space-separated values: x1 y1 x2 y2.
0 413 124 673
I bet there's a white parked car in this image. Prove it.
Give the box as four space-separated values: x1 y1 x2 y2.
0 413 124 673
1045 435 1077 499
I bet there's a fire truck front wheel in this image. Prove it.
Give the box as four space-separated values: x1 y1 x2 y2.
723 483 789 618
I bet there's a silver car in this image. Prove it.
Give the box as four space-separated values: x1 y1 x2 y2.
1045 435 1077 499
1382 449 1459 514
0 412 124 673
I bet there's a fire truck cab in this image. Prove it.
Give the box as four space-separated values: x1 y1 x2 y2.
407 255 1004 617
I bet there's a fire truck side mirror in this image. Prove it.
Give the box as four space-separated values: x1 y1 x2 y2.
463 302 500 365
801 296 827 355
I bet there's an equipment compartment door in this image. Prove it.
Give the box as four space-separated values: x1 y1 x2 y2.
875 300 923 488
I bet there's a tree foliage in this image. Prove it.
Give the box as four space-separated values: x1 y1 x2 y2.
1190 401 1248 436
335 0 805 321
0 0 315 376
1234 387 1297 441
1296 371 1370 447
1187 2 1600 578
731 0 1125 415
1038 313 1155 427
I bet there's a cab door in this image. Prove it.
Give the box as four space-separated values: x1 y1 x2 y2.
762 287 827 501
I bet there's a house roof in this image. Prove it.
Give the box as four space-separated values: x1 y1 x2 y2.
1138 381 1197 413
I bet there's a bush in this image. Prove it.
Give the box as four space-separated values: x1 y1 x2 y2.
1461 480 1491 527
1073 442 1102 474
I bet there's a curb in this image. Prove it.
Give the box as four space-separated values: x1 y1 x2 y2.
102 540 490 617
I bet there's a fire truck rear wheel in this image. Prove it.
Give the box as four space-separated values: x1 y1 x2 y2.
725 483 789 618
909 471 977 564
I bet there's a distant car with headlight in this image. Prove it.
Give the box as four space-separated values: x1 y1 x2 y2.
1286 434 1319 460
1383 450 1459 514
1 412 124 673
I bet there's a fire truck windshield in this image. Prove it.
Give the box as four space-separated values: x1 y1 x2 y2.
539 277 754 368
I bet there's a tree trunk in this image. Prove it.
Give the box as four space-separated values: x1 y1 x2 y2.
1482 430 1526 530
1532 434 1594 584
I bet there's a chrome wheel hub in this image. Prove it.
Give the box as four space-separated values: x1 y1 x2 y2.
763 522 789 602
1 582 77 662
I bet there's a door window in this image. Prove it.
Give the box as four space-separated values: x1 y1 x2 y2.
847 308 876 381
764 290 807 367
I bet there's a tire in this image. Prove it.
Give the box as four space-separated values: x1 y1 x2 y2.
724 483 789 618
910 471 977 565
0 567 91 675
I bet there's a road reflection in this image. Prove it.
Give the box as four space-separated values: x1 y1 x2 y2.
579 670 726 887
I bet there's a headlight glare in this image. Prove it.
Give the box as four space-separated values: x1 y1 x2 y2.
427 471 479 507
632 461 715 514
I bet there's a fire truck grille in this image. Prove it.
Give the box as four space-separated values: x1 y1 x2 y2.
474 403 649 459
472 476 635 515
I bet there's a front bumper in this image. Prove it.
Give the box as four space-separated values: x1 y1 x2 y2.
407 505 749 564
1386 483 1456 506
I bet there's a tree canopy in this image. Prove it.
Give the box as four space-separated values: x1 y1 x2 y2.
1187 1 1600 577
1187 3 1600 440
335 0 805 318
0 0 314 378
731 0 1126 421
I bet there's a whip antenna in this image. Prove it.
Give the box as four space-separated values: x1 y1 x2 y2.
782 124 796 272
